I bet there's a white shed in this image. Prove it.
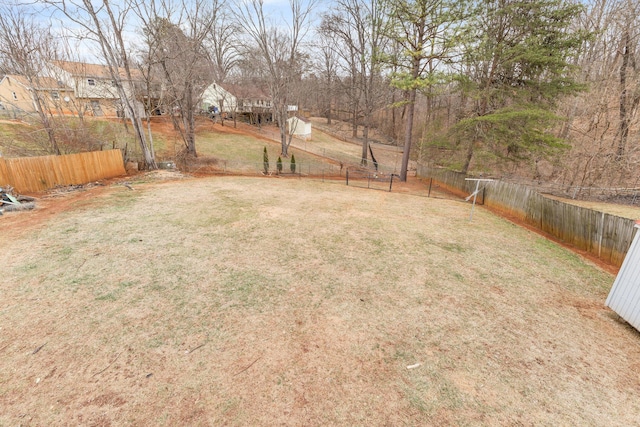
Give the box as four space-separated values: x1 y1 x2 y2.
287 116 311 140
606 221 640 331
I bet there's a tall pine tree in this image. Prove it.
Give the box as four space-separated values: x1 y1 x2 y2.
385 0 467 181
455 0 589 173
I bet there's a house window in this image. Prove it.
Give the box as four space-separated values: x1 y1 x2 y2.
87 79 96 86
12 92 17 100
51 91 60 100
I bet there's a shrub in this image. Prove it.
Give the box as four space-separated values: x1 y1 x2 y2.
263 146 269 174
277 156 283 174
290 153 296 173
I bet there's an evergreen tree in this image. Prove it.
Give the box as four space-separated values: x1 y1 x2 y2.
385 0 467 181
455 0 589 173
290 153 296 173
263 146 269 174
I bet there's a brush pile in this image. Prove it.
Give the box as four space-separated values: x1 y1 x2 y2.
0 186 36 215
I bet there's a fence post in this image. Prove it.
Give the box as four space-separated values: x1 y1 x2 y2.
389 174 394 192
346 170 349 186
598 211 605 258
428 177 432 197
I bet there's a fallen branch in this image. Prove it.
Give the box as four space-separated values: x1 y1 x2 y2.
92 351 123 377
185 343 205 354
233 356 262 376
32 342 47 355
2 202 35 212
75 259 87 275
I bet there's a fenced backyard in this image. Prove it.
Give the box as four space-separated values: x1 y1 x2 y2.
418 165 638 267
1 176 638 426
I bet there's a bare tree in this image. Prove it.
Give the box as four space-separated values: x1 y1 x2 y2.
314 27 339 125
137 0 219 157
232 0 316 157
613 0 640 160
205 7 240 84
552 0 640 189
322 0 389 165
0 3 61 154
42 0 157 169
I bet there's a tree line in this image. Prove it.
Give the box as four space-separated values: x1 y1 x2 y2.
0 0 638 188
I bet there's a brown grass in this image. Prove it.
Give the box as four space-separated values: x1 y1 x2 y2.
1 176 639 426
542 193 640 220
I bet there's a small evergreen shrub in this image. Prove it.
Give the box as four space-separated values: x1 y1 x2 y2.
263 146 269 174
277 156 283 174
290 154 296 173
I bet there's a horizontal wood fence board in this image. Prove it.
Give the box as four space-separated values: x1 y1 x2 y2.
0 150 125 193
418 165 637 268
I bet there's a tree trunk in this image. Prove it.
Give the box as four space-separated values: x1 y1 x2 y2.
83 0 156 169
400 88 416 181
279 108 289 157
617 30 631 160
361 124 369 166
462 140 474 174
391 90 397 141
400 53 422 182
352 102 358 138
186 83 196 157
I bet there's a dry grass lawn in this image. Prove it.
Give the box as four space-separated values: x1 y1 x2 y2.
1 176 639 426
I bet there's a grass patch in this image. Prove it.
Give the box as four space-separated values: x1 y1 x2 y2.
193 128 334 172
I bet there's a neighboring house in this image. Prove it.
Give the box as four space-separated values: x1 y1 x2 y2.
201 82 237 114
221 83 272 113
220 83 273 124
287 116 312 140
0 75 76 117
45 60 147 118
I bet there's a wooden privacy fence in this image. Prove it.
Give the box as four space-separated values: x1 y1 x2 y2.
0 150 126 194
418 165 638 268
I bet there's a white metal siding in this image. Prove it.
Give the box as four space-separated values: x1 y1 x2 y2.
606 224 640 330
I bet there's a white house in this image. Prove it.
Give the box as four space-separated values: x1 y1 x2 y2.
201 82 237 114
230 84 271 113
287 116 312 140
